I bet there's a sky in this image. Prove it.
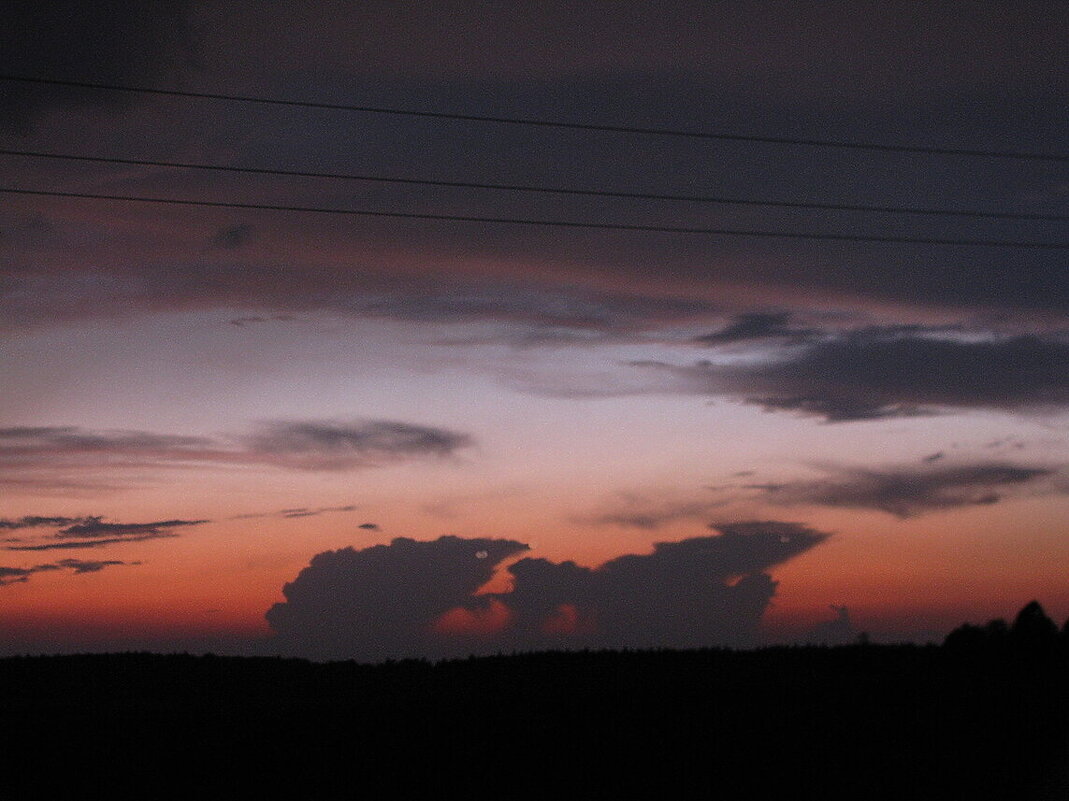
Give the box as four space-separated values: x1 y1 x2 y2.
0 1 1067 659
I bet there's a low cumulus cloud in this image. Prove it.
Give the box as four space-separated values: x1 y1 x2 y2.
265 536 531 662
0 419 473 488
634 329 1069 421
265 523 827 661
748 462 1058 518
500 522 827 652
0 557 134 586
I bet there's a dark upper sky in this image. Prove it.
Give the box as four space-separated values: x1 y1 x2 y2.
3 1 1067 329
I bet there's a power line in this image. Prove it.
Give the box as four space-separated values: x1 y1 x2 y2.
2 74 1066 163
3 186 1066 249
3 147 1065 222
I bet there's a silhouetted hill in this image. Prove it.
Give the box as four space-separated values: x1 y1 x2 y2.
1 644 1066 798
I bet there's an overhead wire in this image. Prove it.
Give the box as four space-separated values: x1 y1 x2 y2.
2 147 1065 222
3 187 1066 249
2 73 1064 249
1 73 1066 162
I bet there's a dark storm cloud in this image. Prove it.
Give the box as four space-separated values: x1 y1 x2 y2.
634 329 1069 421
0 556 133 585
0 420 474 487
696 312 819 345
748 463 1058 518
266 524 827 661
265 536 531 662
0 0 195 131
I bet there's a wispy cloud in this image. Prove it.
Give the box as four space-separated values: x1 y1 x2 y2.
56 558 134 574
56 518 207 538
241 420 472 470
7 534 180 551
695 312 819 345
231 505 359 521
0 515 93 530
228 314 295 327
583 493 730 530
4 517 208 551
746 462 1059 518
0 419 474 489
0 557 136 586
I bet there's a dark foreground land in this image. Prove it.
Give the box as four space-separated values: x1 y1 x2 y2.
1 644 1067 799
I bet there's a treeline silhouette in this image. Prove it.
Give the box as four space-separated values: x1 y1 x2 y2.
1 603 1066 798
945 600 1069 657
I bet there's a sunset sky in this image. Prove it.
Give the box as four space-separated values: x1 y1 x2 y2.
1 1 1067 659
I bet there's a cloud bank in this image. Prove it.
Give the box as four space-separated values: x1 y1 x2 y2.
266 523 827 661
635 329 1069 421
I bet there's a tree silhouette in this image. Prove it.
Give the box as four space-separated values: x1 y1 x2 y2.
945 601 1065 660
1011 601 1059 655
